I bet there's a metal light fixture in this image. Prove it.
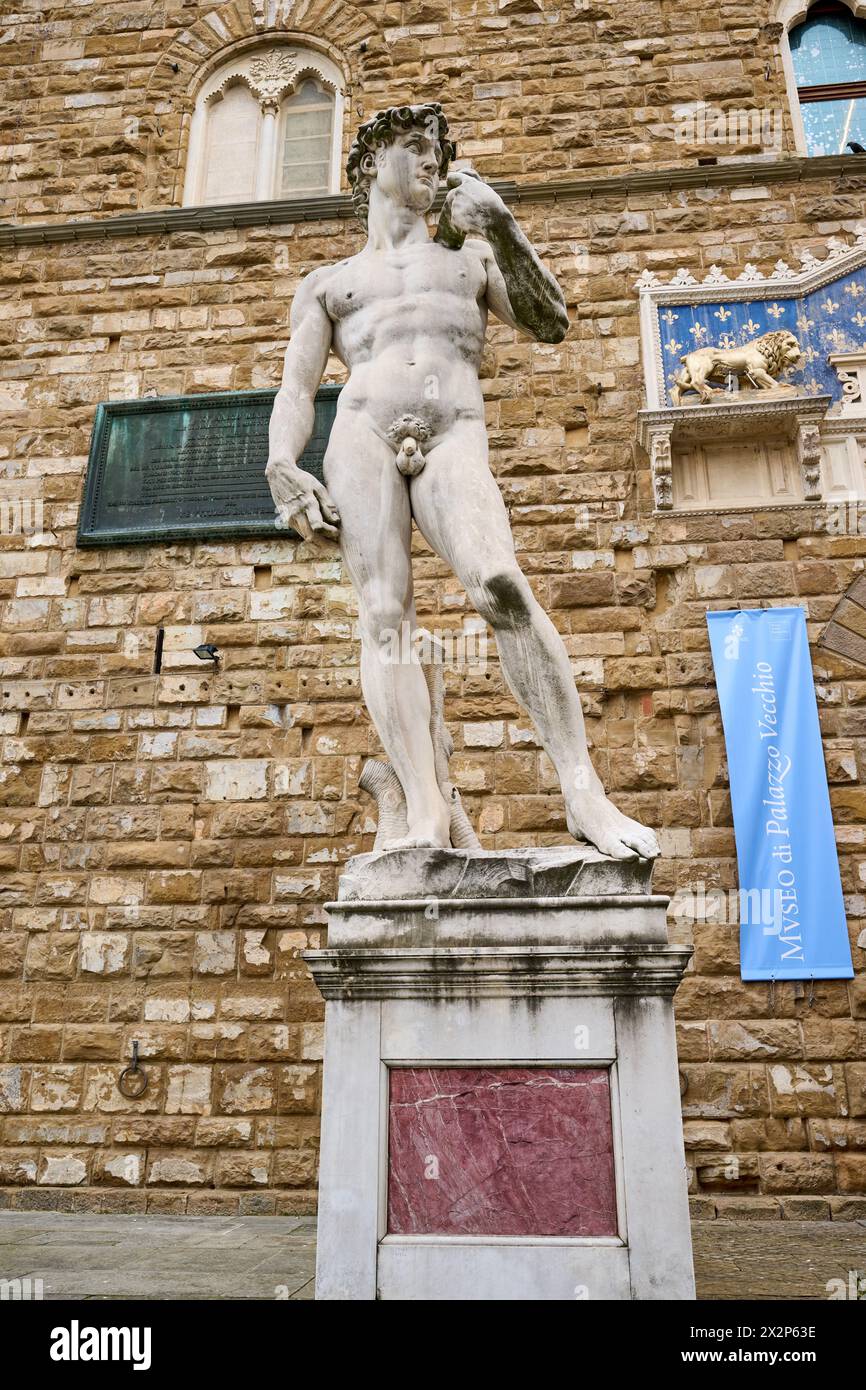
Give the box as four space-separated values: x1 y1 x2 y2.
193 643 220 664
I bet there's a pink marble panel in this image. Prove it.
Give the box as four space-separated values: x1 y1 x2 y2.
387 1066 617 1237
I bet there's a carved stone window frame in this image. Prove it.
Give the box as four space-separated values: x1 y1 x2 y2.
182 41 346 207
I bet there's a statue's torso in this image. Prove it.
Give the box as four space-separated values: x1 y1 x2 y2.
322 239 489 440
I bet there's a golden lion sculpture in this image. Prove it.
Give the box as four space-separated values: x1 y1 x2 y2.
670 329 804 405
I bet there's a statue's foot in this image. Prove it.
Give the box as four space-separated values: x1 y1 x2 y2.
383 807 451 852
566 790 660 861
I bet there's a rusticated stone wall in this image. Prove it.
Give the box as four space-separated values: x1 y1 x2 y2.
0 0 865 1218
2 0 801 222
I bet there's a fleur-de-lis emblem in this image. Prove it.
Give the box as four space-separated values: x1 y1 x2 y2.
666 339 683 354
822 297 840 314
826 326 853 350
714 306 732 322
741 319 761 338
796 314 815 332
248 49 298 104
719 334 736 349
766 302 786 320
853 310 866 328
803 345 818 363
803 377 822 395
661 309 679 326
688 323 708 342
844 281 864 298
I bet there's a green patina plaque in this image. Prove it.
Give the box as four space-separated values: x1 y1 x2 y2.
77 386 340 546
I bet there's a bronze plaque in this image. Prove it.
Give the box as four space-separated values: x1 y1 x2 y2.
77 386 340 546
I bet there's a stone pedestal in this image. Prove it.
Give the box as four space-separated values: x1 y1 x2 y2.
304 846 694 1301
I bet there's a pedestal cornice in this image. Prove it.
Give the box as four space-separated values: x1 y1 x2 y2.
303 943 693 1000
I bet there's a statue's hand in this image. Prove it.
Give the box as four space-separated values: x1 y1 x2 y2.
265 458 341 541
442 168 509 238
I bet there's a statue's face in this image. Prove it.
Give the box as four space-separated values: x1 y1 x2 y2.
782 333 804 368
373 118 442 212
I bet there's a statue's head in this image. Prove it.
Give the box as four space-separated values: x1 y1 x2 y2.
346 104 455 226
758 329 805 375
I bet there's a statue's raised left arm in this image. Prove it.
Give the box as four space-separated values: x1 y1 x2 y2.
441 170 569 344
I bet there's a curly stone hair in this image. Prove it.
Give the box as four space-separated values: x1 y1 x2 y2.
346 103 455 227
752 330 804 376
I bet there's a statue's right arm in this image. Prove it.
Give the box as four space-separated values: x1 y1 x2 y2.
266 267 341 541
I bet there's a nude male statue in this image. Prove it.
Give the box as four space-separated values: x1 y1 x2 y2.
266 103 659 861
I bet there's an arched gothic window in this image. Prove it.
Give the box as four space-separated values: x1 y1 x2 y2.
183 45 344 206
789 1 866 155
279 80 335 196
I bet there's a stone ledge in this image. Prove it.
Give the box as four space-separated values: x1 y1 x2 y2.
0 182 506 245
0 1188 318 1215
638 395 832 449
303 944 693 999
3 153 865 246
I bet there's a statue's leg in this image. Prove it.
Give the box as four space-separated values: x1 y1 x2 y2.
749 367 781 390
695 366 716 402
324 414 451 849
410 419 659 860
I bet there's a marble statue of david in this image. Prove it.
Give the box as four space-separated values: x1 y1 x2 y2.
266 103 658 861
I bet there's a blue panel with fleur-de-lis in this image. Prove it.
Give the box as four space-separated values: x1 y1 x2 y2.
658 267 866 405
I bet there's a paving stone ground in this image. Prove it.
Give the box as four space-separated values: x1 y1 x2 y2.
0 1213 316 1300
0 1215 863 1300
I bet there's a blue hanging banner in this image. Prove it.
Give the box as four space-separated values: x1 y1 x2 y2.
707 607 853 982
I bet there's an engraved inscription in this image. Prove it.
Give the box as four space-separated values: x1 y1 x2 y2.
118 414 272 517
78 387 338 546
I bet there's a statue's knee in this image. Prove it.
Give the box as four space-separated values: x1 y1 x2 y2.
361 593 409 645
473 566 532 628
